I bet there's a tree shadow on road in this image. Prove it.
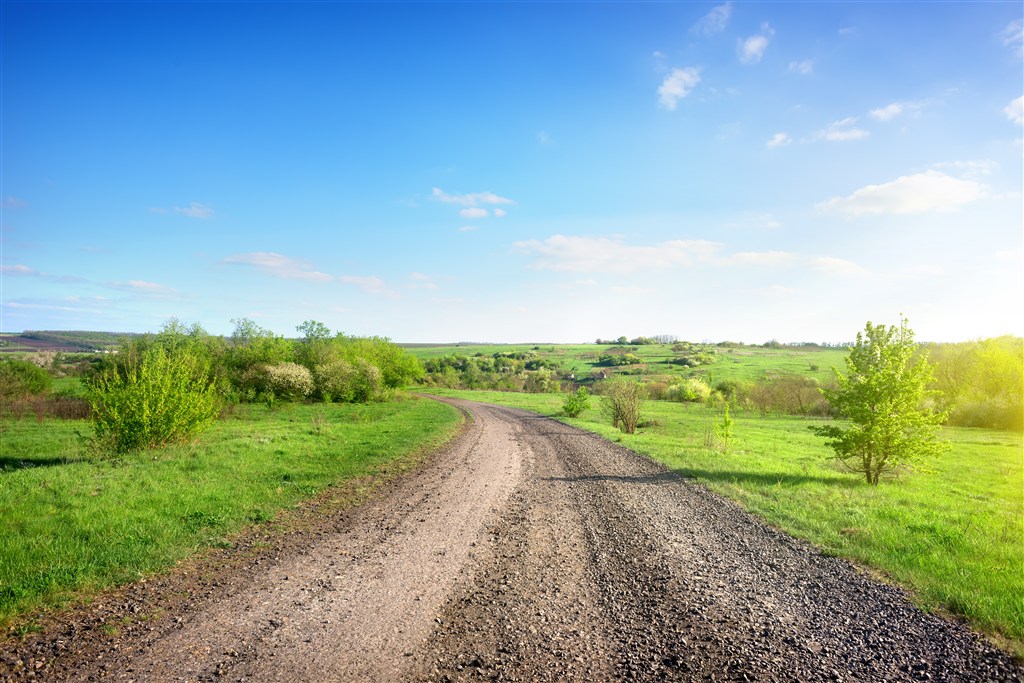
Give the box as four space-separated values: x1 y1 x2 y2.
543 468 856 488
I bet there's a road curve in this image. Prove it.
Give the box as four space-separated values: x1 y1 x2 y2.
8 397 1021 682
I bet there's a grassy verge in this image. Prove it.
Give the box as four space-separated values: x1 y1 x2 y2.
428 388 1024 656
0 396 462 627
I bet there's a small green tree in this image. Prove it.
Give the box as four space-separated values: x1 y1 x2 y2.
601 379 646 434
716 404 734 453
811 317 948 484
562 387 591 417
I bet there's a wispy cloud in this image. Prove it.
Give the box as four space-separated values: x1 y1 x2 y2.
458 225 479 232
811 257 868 276
869 101 924 122
407 272 439 290
515 235 721 274
766 132 791 148
3 196 28 209
0 264 35 275
756 285 802 297
431 188 515 207
222 252 333 282
175 202 214 219
788 60 813 76
738 24 774 65
339 275 395 297
108 279 178 297
814 117 870 142
460 207 488 219
718 251 798 267
537 130 552 144
1 264 87 283
1005 96 1023 125
692 2 732 35
1000 19 1023 57
493 208 507 218
817 170 988 217
657 67 701 110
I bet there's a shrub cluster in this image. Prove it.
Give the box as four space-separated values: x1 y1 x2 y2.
419 351 563 392
79 318 423 452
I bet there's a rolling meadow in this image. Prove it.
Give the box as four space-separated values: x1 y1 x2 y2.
1 328 1021 656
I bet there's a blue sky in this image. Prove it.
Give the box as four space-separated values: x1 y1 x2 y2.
2 1 1021 343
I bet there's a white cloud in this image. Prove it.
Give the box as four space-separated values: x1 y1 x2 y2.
814 117 870 142
869 103 903 121
493 208 507 217
1005 96 1023 125
174 202 214 219
458 225 479 232
693 3 732 35
222 252 334 282
788 60 813 76
431 188 515 206
894 265 945 279
657 67 701 110
766 132 791 148
514 235 722 273
0 264 35 275
1 264 87 283
1001 19 1023 57
3 196 28 209
718 251 798 267
996 248 1023 264
408 272 439 290
610 285 656 295
932 159 998 179
817 170 988 217
339 275 394 296
738 24 774 65
811 257 868 276
460 207 488 219
869 101 924 122
123 280 177 295
756 285 802 297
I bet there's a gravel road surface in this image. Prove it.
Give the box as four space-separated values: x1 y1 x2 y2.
3 397 1020 682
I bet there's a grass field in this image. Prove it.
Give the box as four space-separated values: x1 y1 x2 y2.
427 388 1024 656
0 396 463 627
404 342 849 385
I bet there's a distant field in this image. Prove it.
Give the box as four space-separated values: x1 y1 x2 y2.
427 388 1024 656
404 342 848 384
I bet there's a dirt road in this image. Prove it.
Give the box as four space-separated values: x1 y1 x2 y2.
4 397 1021 682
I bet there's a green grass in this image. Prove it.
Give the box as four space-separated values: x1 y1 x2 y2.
0 396 462 626
428 388 1024 656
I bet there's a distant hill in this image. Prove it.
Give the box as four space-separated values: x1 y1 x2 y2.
0 330 136 353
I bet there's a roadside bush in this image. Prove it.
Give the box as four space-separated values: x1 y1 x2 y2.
264 362 315 400
562 387 591 417
0 358 52 400
601 379 647 434
89 347 219 453
668 378 711 403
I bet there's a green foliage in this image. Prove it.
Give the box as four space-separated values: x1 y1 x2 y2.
89 346 220 453
263 362 315 399
930 336 1023 431
597 352 643 366
716 404 734 453
0 359 52 400
811 317 949 485
601 379 646 434
668 377 712 403
562 387 591 417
